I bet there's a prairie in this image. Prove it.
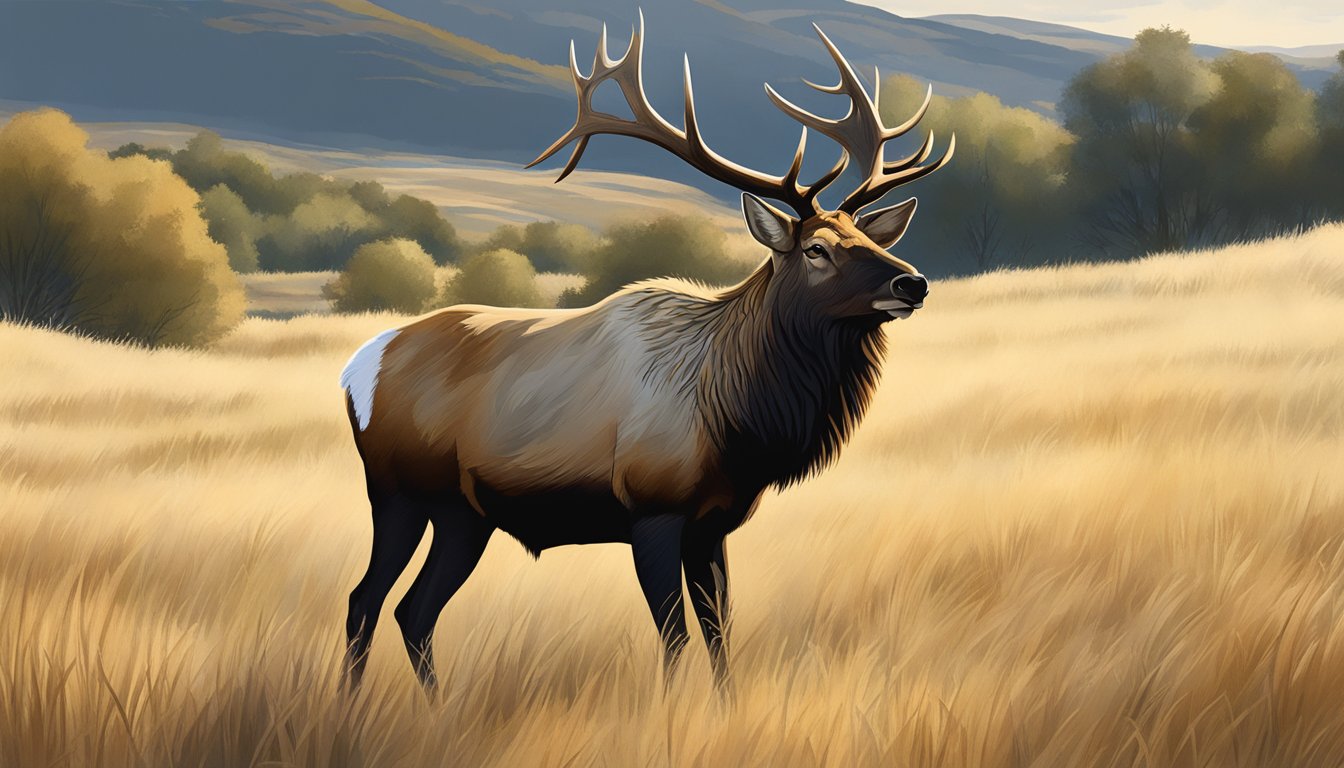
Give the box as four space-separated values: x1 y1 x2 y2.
3 224 1344 767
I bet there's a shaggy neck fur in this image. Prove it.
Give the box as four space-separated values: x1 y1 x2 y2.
697 260 888 491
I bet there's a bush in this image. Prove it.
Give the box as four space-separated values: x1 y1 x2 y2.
198 184 261 273
111 131 462 271
323 238 437 313
442 248 544 308
257 193 375 272
516 221 596 273
560 214 748 307
475 224 526 254
470 220 597 274
0 109 245 346
383 195 460 265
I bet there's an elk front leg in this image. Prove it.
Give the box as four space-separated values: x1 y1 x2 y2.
682 533 731 691
630 513 689 679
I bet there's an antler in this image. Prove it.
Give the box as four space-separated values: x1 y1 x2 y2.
526 11 841 218
765 25 955 215
527 14 952 218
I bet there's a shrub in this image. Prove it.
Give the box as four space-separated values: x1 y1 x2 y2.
198 184 261 273
323 238 437 313
112 132 462 270
383 195 460 265
476 224 526 254
560 214 748 307
257 193 374 272
518 221 597 273
471 221 598 273
0 109 245 346
442 248 544 308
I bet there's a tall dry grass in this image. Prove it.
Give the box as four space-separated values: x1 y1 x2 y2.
3 224 1344 767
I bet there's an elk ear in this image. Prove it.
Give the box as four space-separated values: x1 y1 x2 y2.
856 197 918 249
741 193 797 253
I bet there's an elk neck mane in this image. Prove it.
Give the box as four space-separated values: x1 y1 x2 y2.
633 259 888 491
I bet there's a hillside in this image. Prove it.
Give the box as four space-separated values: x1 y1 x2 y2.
3 1 1334 202
0 0 1096 179
927 13 1341 73
3 224 1344 765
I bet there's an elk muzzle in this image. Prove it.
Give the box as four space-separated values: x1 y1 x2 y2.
872 273 928 319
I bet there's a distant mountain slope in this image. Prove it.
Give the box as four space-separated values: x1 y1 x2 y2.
0 0 574 158
0 0 1100 178
921 13 1131 55
927 14 1339 76
0 1 1333 193
1247 43 1344 59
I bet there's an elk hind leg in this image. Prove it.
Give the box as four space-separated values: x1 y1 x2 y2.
394 503 493 690
683 533 731 692
345 493 429 690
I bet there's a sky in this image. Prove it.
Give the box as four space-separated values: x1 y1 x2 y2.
853 0 1344 49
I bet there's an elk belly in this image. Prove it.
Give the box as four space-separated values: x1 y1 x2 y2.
468 479 634 555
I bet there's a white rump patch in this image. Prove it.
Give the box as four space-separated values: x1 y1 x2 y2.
340 328 400 431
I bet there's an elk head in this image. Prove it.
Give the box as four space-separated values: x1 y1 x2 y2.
527 13 954 326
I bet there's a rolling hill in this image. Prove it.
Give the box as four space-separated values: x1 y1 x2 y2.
0 0 1099 180
927 13 1342 72
1 1 1336 202
8 0 1330 181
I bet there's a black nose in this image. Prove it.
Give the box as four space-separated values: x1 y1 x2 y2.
890 273 928 303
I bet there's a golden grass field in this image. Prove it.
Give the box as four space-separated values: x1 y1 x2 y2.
4 223 1344 767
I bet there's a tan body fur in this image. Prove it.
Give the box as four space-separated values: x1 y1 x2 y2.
354 277 747 548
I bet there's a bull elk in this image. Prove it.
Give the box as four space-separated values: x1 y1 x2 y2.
340 15 953 691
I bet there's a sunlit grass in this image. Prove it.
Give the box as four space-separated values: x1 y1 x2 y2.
3 224 1344 766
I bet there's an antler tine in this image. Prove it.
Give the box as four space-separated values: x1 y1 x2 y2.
846 133 956 213
766 24 953 213
528 11 823 217
567 40 582 85
886 84 932 139
527 15 949 217
763 83 843 134
886 129 934 174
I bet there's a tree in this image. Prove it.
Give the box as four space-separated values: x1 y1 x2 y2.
517 221 597 273
108 141 173 162
442 248 544 308
1061 27 1219 255
880 76 1074 272
473 220 598 273
560 214 749 307
1316 52 1344 215
170 131 289 215
383 194 460 265
323 238 437 313
476 224 526 255
0 109 244 346
257 193 375 271
1191 51 1318 237
118 132 465 270
198 184 261 273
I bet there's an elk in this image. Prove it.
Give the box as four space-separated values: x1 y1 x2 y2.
340 16 952 691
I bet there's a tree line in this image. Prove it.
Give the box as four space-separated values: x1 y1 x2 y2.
881 28 1344 273
111 131 461 272
2 26 1341 346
